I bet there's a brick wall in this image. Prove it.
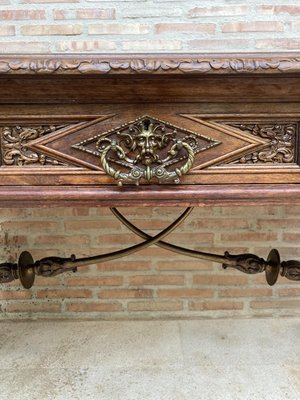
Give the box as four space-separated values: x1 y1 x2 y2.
0 0 299 52
1 0 300 319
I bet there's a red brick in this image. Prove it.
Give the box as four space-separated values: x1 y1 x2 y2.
257 219 300 229
258 5 300 15
2 221 60 231
274 247 300 259
221 232 277 242
278 288 300 297
220 206 274 216
29 208 88 217
283 232 300 242
65 276 123 286
158 288 213 298
256 39 300 50
6 303 61 313
122 7 182 18
53 10 66 20
36 289 92 299
55 40 116 51
0 26 15 36
219 288 272 297
97 260 150 272
0 209 25 217
250 300 300 309
188 218 250 230
193 275 248 286
54 8 115 20
167 232 213 244
155 23 215 34
77 9 116 19
137 247 170 258
71 208 90 216
21 24 82 35
0 234 28 246
188 39 249 50
253 274 298 285
29 249 60 259
128 301 183 311
96 233 137 245
89 23 149 35
122 40 182 51
129 275 184 285
0 291 32 300
189 301 243 311
0 10 45 19
189 5 248 17
222 21 284 33
67 302 122 312
64 220 121 231
33 235 89 246
34 276 61 286
124 218 171 230
158 260 213 271
99 289 153 299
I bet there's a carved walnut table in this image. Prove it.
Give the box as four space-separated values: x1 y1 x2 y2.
0 53 299 288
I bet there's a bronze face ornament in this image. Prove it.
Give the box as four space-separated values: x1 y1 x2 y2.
96 116 218 185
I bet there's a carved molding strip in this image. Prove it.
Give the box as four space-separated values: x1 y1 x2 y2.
0 125 69 166
225 123 296 164
0 55 300 75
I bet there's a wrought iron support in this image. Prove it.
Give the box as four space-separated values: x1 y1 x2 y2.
0 206 300 289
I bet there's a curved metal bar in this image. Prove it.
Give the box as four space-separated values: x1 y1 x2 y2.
110 207 226 263
0 207 193 288
110 207 300 285
39 206 193 270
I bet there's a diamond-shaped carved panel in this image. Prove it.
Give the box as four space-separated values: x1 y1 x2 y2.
27 113 270 182
72 115 220 183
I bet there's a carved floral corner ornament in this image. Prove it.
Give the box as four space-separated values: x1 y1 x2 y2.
227 123 296 164
73 115 220 185
0 125 68 166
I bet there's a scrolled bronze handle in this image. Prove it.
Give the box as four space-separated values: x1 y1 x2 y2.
98 139 195 185
96 117 198 185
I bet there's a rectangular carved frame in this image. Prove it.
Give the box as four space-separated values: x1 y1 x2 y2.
1 53 300 207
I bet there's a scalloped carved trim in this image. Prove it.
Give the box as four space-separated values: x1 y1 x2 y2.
0 55 300 75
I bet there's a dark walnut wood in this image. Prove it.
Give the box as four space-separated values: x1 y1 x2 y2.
0 53 300 207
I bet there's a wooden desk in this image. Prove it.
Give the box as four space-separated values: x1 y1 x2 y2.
0 53 300 288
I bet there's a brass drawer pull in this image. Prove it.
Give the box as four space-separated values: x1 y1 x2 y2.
97 116 200 185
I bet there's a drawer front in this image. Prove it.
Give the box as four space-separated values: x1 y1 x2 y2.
0 106 299 187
